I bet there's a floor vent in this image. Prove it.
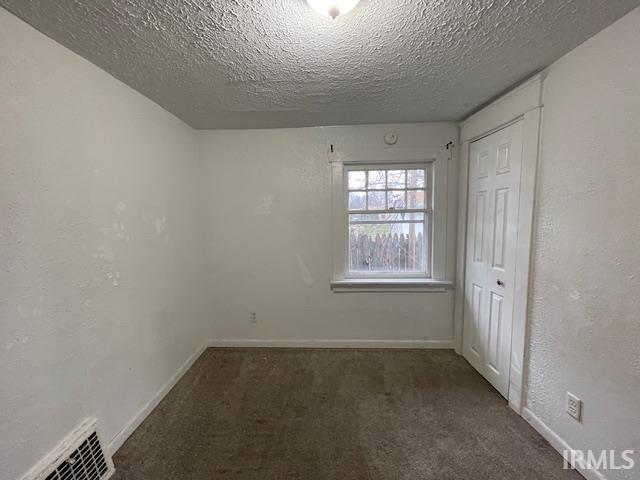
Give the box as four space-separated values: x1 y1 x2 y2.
44 431 109 480
22 418 114 480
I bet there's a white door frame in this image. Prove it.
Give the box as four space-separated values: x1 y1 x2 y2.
454 74 543 413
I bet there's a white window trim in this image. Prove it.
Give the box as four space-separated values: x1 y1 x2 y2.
330 146 454 292
343 162 433 279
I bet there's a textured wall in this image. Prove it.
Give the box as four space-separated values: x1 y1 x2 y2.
0 11 205 480
527 7 640 479
199 123 458 343
2 0 639 128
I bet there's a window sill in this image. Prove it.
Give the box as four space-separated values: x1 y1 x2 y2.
330 278 453 293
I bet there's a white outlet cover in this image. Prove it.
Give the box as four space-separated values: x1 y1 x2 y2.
567 392 582 421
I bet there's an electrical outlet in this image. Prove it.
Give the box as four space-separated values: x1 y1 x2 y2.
250 312 257 324
567 392 582 421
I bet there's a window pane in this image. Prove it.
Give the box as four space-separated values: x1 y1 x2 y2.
348 171 366 190
349 222 426 273
367 170 386 190
387 190 406 209
387 170 406 189
350 212 424 222
348 191 366 211
367 191 386 210
407 190 425 209
407 169 425 188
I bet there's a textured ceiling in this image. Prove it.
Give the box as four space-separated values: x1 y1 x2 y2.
2 0 640 129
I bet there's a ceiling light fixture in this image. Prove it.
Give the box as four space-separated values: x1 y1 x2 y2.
306 0 360 19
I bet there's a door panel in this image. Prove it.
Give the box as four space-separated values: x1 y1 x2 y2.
473 191 487 262
487 292 503 372
463 121 523 398
492 187 509 269
470 283 483 358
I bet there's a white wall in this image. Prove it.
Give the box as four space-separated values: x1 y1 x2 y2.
0 10 205 480
526 7 640 478
199 124 458 345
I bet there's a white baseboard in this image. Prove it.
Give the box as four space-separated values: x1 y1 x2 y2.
207 338 455 349
522 408 607 480
107 343 206 454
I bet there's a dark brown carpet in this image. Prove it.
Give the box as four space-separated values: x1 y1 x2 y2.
112 348 581 480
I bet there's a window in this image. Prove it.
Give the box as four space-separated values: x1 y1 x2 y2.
346 165 431 277
330 147 452 291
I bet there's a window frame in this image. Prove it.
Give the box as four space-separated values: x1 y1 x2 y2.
330 147 453 292
343 162 433 279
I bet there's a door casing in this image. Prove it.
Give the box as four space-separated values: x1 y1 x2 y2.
454 74 543 413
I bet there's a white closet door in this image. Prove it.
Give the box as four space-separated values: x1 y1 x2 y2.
463 121 523 398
